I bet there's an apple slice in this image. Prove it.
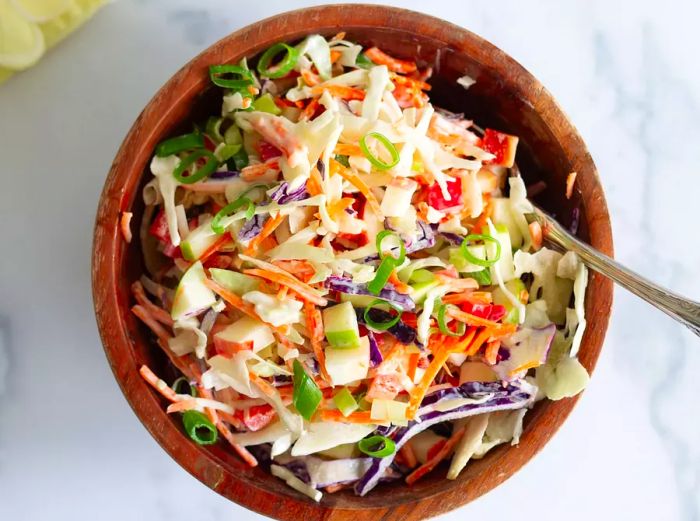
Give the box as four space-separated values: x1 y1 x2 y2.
214 316 275 353
180 219 221 261
171 261 216 320
209 268 259 295
323 301 360 349
325 335 370 386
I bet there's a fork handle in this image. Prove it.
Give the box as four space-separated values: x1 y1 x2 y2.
542 214 700 337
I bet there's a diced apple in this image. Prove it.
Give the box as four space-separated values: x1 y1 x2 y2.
490 197 524 248
487 224 515 282
325 335 370 386
214 316 275 353
209 268 260 295
180 219 221 261
380 178 418 217
170 261 217 320
323 301 360 349
481 128 518 168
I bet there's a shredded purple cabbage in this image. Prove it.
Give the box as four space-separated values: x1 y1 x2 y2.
272 374 292 387
325 276 415 311
366 220 435 262
354 379 536 496
367 331 383 367
356 307 418 346
238 214 267 241
316 158 326 179
438 231 464 246
570 206 580 235
269 181 308 204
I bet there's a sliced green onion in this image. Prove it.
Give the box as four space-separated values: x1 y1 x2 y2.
257 43 299 78
358 435 396 458
211 197 254 234
182 410 218 445
171 377 196 397
227 146 249 171
252 93 282 115
333 387 359 417
355 53 374 69
205 117 225 143
460 234 501 267
364 299 402 330
470 269 492 286
173 149 219 184
376 230 406 264
209 64 254 89
367 256 395 295
437 304 466 337
360 132 400 170
292 359 322 421
334 154 350 168
155 132 204 157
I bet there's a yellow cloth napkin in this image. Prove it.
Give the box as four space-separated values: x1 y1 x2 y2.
0 0 108 84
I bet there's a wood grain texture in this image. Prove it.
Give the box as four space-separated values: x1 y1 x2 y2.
91 5 614 520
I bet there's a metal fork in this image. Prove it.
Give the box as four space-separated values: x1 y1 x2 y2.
526 208 700 337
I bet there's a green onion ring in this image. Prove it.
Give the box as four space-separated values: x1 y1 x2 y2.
364 299 403 331
155 132 204 157
173 149 219 184
292 359 322 421
211 197 254 234
460 233 501 267
209 64 254 89
367 256 395 295
437 304 466 337
171 377 197 397
358 435 396 458
376 230 406 264
360 132 400 170
182 410 218 445
256 43 299 78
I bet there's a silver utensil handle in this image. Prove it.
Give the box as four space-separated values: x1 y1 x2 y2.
543 215 700 337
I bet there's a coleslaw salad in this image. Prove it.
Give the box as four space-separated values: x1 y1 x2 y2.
126 33 590 501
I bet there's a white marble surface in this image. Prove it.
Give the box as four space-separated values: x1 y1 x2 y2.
1 1 699 519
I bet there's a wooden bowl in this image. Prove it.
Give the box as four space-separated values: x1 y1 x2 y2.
92 5 613 520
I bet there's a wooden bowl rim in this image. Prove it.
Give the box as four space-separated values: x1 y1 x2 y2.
92 4 613 520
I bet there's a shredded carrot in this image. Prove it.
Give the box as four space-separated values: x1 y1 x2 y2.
300 98 320 121
405 426 465 485
204 279 289 335
244 213 285 256
301 69 321 87
330 49 342 64
442 291 492 305
325 483 349 493
406 352 420 381
139 365 179 402
508 360 541 377
199 234 232 264
197 385 258 467
364 47 417 74
529 221 543 251
484 340 501 365
333 143 363 156
471 197 493 232
566 171 577 199
131 281 173 327
241 160 279 181
465 327 494 356
407 347 452 418
311 84 365 100
330 158 382 216
277 286 289 299
306 166 324 196
399 441 418 468
120 211 133 243
331 31 346 41
435 274 479 291
388 271 410 294
327 197 356 221
304 300 331 382
217 410 247 431
131 305 171 348
243 268 327 306
319 409 376 423
447 307 516 333
450 327 477 354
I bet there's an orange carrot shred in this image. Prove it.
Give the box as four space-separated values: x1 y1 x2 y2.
199 234 232 263
120 211 133 243
405 426 465 485
364 47 417 73
399 441 418 468
484 340 501 365
243 268 327 306
566 171 577 199
139 365 179 403
529 221 543 251
333 143 363 156
320 410 376 423
330 49 342 63
131 281 173 327
304 300 331 383
311 84 365 100
244 213 285 256
330 158 382 217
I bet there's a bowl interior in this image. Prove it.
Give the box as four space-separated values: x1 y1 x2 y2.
93 6 612 521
